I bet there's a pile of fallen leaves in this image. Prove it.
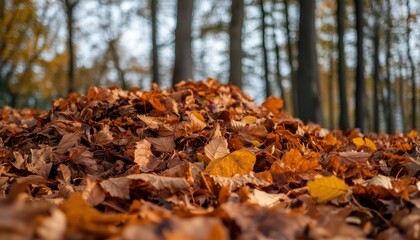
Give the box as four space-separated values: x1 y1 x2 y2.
0 79 419 239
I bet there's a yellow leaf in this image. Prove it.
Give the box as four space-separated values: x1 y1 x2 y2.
196 152 211 165
352 138 365 149
352 137 377 151
204 136 230 161
307 175 348 203
204 149 256 177
241 116 258 124
364 138 377 151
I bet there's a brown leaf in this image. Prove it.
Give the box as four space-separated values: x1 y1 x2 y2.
204 136 230 161
127 174 190 195
100 177 131 199
134 139 161 172
93 125 113 146
82 177 106 206
147 136 175 153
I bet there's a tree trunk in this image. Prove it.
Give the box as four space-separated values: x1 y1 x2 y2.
372 14 380 132
271 2 285 106
337 0 349 130
283 0 297 114
398 52 406 132
229 0 244 88
109 39 127 90
354 0 365 132
64 0 78 95
328 51 335 129
385 0 394 133
296 0 322 124
406 0 416 130
259 0 271 98
151 0 159 85
172 0 194 85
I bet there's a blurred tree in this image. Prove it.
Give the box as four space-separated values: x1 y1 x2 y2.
259 0 271 98
283 0 297 114
151 0 159 85
337 0 349 130
296 0 322 124
354 0 365 132
173 0 194 85
0 0 57 107
385 0 394 133
271 0 285 105
405 0 416 130
62 0 80 94
229 0 244 88
372 1 381 132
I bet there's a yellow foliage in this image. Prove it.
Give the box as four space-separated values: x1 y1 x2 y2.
307 175 348 203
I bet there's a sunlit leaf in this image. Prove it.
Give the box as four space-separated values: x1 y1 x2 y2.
204 149 256 177
262 96 284 115
307 175 348 203
204 136 230 161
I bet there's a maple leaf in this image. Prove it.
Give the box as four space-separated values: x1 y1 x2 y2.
204 136 230 161
204 149 256 177
307 175 349 203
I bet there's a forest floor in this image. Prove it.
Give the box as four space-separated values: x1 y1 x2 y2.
0 79 419 239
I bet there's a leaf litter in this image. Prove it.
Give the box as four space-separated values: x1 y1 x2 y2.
0 79 419 239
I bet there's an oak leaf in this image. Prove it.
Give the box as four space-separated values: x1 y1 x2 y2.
307 175 348 203
204 149 256 177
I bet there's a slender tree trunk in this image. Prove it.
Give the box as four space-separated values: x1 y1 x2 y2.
354 0 365 132
172 0 194 85
151 0 159 85
109 40 127 90
398 52 406 132
385 0 394 133
283 0 297 114
337 0 349 130
406 0 416 130
296 0 322 124
328 50 335 129
259 0 271 98
229 0 244 88
64 0 78 95
271 9 285 106
372 15 380 132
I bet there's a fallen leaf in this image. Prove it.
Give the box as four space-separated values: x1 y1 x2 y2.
262 96 284 115
127 174 190 195
100 177 131 199
204 149 256 177
147 136 175 153
204 136 230 161
307 175 348 203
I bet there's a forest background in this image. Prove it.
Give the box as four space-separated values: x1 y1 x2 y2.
0 0 419 133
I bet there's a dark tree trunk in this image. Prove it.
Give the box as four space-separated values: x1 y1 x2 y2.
372 15 380 132
64 0 79 95
283 0 297 114
337 0 349 130
172 0 194 85
229 0 244 88
271 7 285 105
406 0 416 130
398 52 406 132
259 0 271 98
328 51 335 129
354 0 365 132
385 0 394 133
296 0 322 124
151 0 159 85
